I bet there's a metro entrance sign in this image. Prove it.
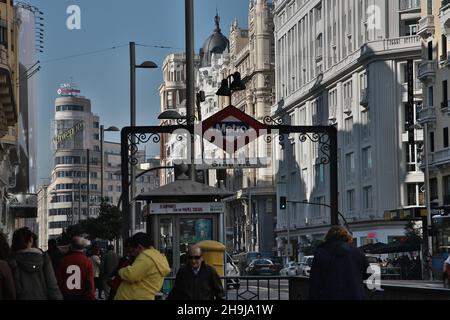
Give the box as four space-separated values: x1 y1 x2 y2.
201 105 267 153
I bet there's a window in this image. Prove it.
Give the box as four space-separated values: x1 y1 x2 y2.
363 186 373 210
93 122 99 129
430 178 438 201
442 35 448 61
315 163 325 187
346 153 355 181
108 185 113 192
55 105 84 112
361 111 370 140
444 128 449 148
312 196 325 219
407 184 417 206
0 19 7 47
428 41 433 61
428 86 434 107
430 131 435 152
407 183 424 206
345 117 353 146
347 189 355 212
443 81 448 109
406 143 417 172
362 147 372 178
444 176 450 205
93 134 100 140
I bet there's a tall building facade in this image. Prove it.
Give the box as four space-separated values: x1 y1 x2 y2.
159 53 200 184
47 84 102 239
220 0 277 255
0 0 20 238
272 0 424 259
418 0 450 250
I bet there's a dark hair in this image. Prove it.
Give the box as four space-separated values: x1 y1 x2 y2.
324 225 353 244
130 233 153 249
48 239 58 249
0 232 10 260
70 237 85 251
11 227 33 252
107 245 114 251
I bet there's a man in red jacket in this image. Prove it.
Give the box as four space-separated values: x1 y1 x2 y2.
57 236 95 300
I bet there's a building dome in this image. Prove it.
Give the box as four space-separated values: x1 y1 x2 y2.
200 14 229 67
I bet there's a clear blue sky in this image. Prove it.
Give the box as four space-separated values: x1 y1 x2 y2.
30 0 250 186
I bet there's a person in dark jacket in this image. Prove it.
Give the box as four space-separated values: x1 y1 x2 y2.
8 227 62 300
0 232 15 300
57 236 95 300
167 245 224 300
100 244 119 299
108 238 137 300
309 225 370 300
46 239 64 278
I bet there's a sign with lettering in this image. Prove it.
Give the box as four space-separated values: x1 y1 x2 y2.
201 105 267 153
149 202 224 215
53 122 84 144
196 158 268 170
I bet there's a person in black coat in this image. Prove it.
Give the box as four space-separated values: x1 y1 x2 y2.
46 239 64 277
167 245 224 300
309 225 370 300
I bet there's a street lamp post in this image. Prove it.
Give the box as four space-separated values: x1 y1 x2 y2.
129 41 157 237
100 125 120 202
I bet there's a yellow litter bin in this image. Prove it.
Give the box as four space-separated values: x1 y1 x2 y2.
197 240 225 279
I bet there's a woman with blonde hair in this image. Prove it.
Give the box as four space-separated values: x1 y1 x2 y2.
309 225 370 300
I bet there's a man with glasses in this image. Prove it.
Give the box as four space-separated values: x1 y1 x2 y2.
167 245 224 300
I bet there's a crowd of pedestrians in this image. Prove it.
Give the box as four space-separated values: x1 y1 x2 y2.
0 227 225 301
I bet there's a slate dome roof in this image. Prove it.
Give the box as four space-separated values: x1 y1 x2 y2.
200 14 229 67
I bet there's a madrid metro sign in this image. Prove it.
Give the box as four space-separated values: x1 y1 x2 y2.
200 105 267 153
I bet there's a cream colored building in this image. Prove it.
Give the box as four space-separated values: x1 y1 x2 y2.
159 53 200 184
220 0 277 254
272 0 424 259
418 0 450 248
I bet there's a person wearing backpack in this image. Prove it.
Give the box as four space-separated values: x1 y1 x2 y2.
8 228 62 300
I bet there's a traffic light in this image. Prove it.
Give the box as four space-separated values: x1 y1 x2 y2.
280 196 287 210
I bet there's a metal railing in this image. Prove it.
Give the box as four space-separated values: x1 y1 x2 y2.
160 276 291 300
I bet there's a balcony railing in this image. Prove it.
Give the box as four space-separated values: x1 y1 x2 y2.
418 15 435 37
400 0 421 11
432 148 450 166
418 106 437 124
418 61 437 80
0 45 7 67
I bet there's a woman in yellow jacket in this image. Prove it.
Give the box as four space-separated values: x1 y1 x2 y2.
115 233 170 300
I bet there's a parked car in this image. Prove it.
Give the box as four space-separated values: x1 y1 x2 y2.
298 256 314 277
270 256 283 274
245 259 278 276
279 261 299 276
225 253 240 289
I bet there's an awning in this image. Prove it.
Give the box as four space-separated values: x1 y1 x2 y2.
358 242 387 254
370 241 421 254
135 179 233 203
